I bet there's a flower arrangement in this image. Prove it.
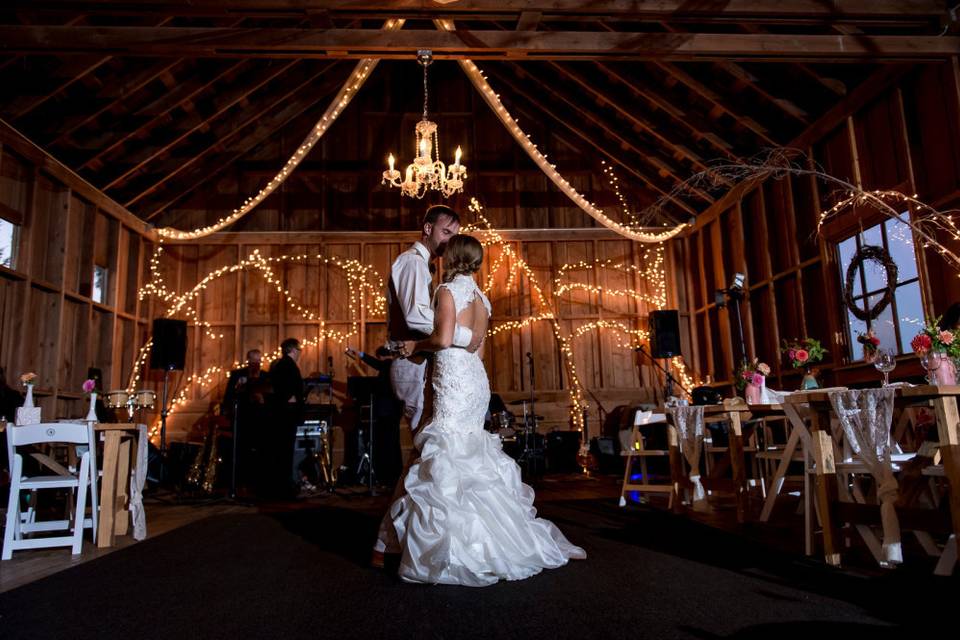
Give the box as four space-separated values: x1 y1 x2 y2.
82 379 97 395
782 337 828 369
857 329 881 361
735 358 770 390
910 316 959 358
20 372 37 386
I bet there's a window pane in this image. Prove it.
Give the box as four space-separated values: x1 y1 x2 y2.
861 223 889 294
868 291 898 353
838 236 861 297
847 307 868 361
92 265 108 304
886 216 918 282
895 281 924 353
0 219 17 269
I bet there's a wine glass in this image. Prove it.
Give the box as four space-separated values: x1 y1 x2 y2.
920 351 941 385
872 348 896 386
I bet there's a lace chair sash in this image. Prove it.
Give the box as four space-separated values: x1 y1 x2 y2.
669 405 707 511
828 387 901 564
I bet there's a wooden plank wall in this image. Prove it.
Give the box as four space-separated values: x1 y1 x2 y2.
0 122 153 421
678 60 960 392
158 229 666 439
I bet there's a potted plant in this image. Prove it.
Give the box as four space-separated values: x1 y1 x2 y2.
911 317 958 386
735 358 771 404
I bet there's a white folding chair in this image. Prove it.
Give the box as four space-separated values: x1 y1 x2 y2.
2 422 98 559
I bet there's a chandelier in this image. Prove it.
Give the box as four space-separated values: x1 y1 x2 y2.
382 50 467 198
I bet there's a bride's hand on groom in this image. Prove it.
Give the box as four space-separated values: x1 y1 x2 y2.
401 340 417 358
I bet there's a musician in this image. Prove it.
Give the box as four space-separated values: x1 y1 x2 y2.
265 339 305 500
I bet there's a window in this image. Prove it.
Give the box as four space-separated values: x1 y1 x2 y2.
0 218 19 269
838 215 922 359
92 265 108 303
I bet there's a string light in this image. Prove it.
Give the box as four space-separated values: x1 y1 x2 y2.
433 19 687 244
153 19 405 241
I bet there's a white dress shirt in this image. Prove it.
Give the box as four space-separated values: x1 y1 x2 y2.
389 241 471 347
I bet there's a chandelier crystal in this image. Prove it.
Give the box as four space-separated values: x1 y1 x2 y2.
382 50 467 198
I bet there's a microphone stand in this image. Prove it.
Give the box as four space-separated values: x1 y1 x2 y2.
635 345 690 403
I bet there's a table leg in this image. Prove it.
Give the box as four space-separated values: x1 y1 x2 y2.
759 428 802 522
97 432 121 549
668 424 685 514
114 437 132 536
728 411 748 523
810 408 841 567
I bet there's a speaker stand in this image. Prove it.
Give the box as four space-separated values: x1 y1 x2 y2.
158 365 172 484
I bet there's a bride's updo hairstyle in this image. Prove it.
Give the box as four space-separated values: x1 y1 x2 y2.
442 234 483 283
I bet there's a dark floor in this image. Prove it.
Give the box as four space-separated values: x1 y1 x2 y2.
0 473 953 639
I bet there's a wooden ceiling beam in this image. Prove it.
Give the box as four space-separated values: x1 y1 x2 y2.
651 61 779 147
44 58 184 147
548 62 719 175
592 64 743 163
8 16 175 121
7 1 949 21
141 76 347 220
509 62 716 202
483 65 699 219
2 26 957 61
130 62 341 211
101 59 300 190
79 59 250 170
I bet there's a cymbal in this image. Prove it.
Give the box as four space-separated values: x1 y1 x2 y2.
507 397 538 405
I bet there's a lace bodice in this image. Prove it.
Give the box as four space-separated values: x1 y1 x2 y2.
435 274 491 318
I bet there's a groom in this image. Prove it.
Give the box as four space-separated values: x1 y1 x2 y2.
372 204 482 563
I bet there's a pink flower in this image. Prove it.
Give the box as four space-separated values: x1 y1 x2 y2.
751 373 764 387
82 379 96 393
757 363 771 376
787 349 796 361
742 371 752 380
940 330 955 346
796 349 809 363
912 333 932 355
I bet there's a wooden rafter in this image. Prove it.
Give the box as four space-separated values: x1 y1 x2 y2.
125 61 339 208
101 59 300 191
506 62 715 203
548 61 730 182
1 26 957 61
44 58 184 147
482 65 699 219
79 60 251 171
592 64 743 163
142 74 345 220
652 61 779 147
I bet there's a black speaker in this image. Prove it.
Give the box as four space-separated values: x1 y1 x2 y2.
649 310 681 359
150 318 187 370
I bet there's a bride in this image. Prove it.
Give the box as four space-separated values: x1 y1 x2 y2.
392 234 586 586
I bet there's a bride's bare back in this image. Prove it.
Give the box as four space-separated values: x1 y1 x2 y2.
457 295 489 344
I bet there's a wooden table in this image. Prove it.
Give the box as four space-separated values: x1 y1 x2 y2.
787 385 960 570
94 423 143 548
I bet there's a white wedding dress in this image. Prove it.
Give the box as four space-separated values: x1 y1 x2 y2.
390 274 586 586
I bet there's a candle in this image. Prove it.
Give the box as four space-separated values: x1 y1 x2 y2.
454 146 462 168
419 137 429 159
388 153 395 172
405 165 414 183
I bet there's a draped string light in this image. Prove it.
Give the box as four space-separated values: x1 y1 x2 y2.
818 188 960 273
434 19 687 244
153 19 404 241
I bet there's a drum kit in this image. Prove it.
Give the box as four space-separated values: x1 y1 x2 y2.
103 389 157 421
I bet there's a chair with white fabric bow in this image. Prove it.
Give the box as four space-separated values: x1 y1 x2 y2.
2 421 98 560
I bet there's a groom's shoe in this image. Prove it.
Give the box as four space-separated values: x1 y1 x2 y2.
370 549 386 569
